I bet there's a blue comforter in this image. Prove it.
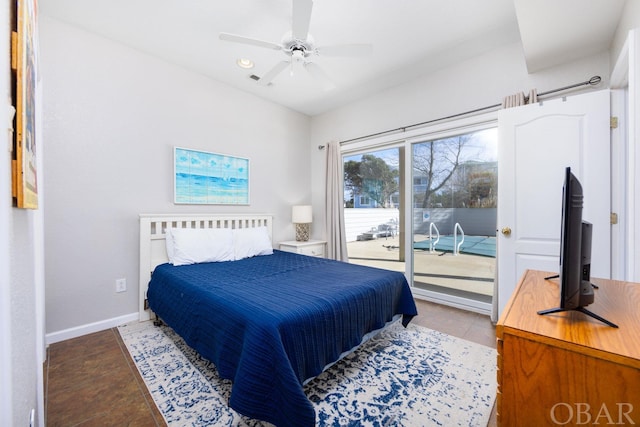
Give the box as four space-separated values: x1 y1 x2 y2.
147 250 417 426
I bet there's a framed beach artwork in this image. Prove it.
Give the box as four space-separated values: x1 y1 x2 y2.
174 147 250 205
13 0 39 209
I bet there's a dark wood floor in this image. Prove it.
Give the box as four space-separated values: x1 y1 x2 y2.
44 299 497 426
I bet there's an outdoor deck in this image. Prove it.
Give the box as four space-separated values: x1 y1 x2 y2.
347 234 495 298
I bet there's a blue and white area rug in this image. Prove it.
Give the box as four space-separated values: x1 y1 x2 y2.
118 321 496 426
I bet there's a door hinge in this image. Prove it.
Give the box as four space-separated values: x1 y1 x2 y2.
610 116 619 129
611 212 618 225
144 299 150 310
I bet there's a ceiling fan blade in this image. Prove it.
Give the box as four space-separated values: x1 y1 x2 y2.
316 44 373 57
292 0 313 40
219 33 282 51
304 62 335 91
258 61 290 86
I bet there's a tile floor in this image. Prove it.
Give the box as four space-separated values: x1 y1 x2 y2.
44 298 497 426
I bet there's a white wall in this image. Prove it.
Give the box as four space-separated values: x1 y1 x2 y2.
1 0 45 425
611 0 640 72
310 41 611 238
40 17 312 338
0 1 13 417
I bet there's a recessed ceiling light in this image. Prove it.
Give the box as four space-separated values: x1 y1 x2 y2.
236 58 254 69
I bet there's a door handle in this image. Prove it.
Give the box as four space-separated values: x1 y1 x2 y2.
501 227 512 236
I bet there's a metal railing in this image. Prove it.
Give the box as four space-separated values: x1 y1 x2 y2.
454 222 465 256
429 222 440 253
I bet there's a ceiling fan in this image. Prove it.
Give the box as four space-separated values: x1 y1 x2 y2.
219 0 372 89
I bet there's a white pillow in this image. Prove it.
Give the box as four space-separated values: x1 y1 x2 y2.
166 227 235 266
165 228 176 262
233 226 273 260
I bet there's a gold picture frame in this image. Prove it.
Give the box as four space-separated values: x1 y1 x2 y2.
12 0 38 209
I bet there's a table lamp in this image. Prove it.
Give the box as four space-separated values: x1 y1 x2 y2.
292 205 312 241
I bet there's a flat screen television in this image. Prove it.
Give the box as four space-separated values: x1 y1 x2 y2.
537 167 617 328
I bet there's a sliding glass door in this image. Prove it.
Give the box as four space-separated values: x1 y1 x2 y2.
410 128 497 310
343 146 405 272
340 123 497 313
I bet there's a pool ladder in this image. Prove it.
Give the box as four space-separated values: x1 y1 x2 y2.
454 222 465 256
429 222 440 253
429 222 465 255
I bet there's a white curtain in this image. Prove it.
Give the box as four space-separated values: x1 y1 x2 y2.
325 141 349 261
501 89 538 109
501 92 526 108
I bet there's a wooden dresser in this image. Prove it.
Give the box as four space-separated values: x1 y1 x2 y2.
496 269 640 426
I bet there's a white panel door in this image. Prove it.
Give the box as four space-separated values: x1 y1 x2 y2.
497 90 610 318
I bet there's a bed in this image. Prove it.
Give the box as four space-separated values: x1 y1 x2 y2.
138 213 417 427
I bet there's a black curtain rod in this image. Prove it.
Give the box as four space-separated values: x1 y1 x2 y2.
335 75 602 146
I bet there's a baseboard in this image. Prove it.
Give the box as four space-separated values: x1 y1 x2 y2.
46 312 139 346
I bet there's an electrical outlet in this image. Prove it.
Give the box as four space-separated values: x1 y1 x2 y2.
115 278 127 293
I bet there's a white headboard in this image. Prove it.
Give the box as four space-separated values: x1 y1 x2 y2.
138 213 274 321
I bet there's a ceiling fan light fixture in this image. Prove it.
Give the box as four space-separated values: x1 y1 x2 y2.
291 49 305 63
236 58 254 69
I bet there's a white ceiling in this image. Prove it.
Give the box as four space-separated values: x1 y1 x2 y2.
40 0 627 116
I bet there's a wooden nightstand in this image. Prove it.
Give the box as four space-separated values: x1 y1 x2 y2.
279 240 327 258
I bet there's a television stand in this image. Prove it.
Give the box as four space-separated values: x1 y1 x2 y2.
543 273 599 288
537 306 618 328
496 270 640 426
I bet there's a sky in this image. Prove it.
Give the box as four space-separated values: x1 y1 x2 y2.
344 127 498 166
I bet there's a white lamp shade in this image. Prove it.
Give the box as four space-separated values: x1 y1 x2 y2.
292 205 313 223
